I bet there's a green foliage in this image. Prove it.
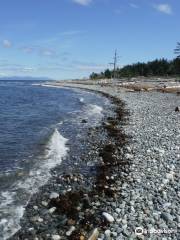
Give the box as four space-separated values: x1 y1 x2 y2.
90 58 180 79
174 42 180 58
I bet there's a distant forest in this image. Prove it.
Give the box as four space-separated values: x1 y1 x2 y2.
90 58 180 80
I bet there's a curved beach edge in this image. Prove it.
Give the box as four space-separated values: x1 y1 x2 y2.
11 81 179 240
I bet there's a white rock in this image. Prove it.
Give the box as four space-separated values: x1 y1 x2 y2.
166 172 174 180
159 149 165 155
102 212 114 223
122 219 127 225
162 179 169 185
49 207 56 214
112 232 117 237
42 201 48 207
33 206 38 210
116 218 122 223
52 235 61 240
66 226 76 236
50 192 59 199
115 208 121 214
163 203 171 209
38 217 43 222
88 228 99 240
126 146 131 152
104 229 111 238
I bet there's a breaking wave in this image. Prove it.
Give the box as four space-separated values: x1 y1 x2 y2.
0 129 68 240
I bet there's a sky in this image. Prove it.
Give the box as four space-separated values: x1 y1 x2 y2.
0 0 179 80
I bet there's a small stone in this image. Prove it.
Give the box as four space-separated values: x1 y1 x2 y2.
66 226 76 236
126 146 131 152
122 219 127 225
80 236 85 240
125 153 133 160
112 232 118 237
104 230 111 238
115 208 121 214
67 219 76 225
33 206 38 210
102 212 114 223
50 192 59 199
162 179 169 184
81 119 87 123
38 217 43 223
88 228 99 240
163 203 171 209
176 215 180 223
116 218 122 224
161 212 174 223
49 207 56 214
51 235 61 240
42 201 48 207
175 106 179 112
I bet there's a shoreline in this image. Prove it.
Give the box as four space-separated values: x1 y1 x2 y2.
10 86 131 239
11 82 179 239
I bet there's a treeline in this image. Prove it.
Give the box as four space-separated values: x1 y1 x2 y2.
90 58 180 79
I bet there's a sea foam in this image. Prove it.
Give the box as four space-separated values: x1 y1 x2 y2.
0 129 68 240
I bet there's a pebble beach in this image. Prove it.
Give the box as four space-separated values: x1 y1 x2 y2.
11 81 180 240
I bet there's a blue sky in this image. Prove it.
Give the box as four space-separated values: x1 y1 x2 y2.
0 0 179 79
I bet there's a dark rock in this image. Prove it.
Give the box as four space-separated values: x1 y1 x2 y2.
81 119 87 123
175 106 179 112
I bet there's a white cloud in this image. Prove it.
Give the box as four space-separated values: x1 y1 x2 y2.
40 48 57 57
154 4 172 15
2 39 12 48
0 72 7 76
72 0 92 6
22 67 35 72
21 47 34 53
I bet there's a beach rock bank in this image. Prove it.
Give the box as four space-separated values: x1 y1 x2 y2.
11 83 180 240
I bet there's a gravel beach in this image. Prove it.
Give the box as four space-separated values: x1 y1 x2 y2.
11 82 179 240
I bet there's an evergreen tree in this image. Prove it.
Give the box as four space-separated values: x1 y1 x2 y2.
89 57 180 80
104 69 111 78
174 42 180 58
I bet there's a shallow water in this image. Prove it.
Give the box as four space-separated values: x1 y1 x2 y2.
0 80 110 239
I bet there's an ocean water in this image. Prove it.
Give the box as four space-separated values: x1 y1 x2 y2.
0 81 109 240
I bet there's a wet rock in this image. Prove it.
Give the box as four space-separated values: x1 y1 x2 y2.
104 229 111 239
161 212 174 223
67 219 76 225
80 236 85 240
82 119 87 123
102 212 114 223
42 201 48 207
66 226 76 236
50 192 59 199
125 153 133 160
49 207 56 214
88 228 99 240
51 235 61 240
38 217 43 223
175 106 179 112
